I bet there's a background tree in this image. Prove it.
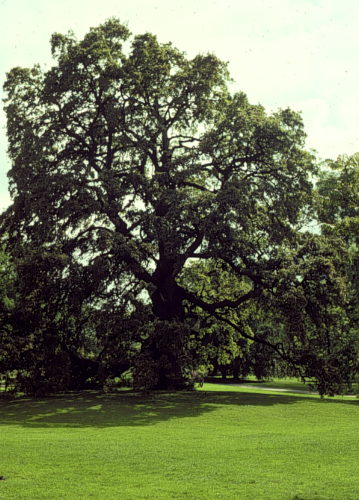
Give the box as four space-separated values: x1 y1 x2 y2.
315 154 359 391
316 154 359 294
181 243 358 395
0 244 17 389
2 19 356 392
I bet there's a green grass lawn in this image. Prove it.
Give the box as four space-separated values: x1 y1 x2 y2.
206 375 359 395
250 378 318 392
0 385 358 500
205 376 315 392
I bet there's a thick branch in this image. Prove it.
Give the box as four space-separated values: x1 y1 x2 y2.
181 288 298 366
182 286 260 313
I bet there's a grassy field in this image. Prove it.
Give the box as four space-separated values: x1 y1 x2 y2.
206 376 359 395
205 376 317 392
0 384 358 500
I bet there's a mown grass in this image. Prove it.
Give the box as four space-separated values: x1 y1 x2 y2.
206 375 359 395
205 376 314 393
0 385 358 500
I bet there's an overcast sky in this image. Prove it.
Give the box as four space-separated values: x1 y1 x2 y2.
1 0 358 210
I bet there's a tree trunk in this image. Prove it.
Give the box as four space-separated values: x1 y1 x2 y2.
143 270 190 390
220 366 227 380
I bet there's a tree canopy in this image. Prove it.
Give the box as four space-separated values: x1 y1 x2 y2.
1 19 357 393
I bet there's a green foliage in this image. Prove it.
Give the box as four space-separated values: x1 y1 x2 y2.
316 154 359 227
316 154 359 297
2 19 357 393
314 154 359 392
180 259 251 374
0 245 20 390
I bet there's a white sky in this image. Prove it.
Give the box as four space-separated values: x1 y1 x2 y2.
1 0 358 210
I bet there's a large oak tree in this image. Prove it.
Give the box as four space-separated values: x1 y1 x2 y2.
3 19 354 391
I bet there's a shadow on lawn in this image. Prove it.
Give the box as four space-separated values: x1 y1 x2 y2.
0 389 357 429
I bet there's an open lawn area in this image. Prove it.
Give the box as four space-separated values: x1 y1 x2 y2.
0 384 358 500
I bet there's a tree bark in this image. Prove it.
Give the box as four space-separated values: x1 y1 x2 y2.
144 269 190 390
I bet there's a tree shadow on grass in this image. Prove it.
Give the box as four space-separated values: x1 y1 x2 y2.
0 389 357 429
